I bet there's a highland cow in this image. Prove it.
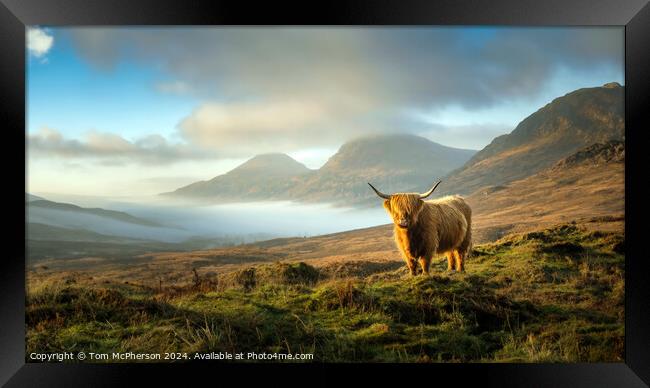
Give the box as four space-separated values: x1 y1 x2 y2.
369 181 472 276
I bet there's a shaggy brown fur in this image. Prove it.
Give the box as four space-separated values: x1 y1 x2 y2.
382 194 472 276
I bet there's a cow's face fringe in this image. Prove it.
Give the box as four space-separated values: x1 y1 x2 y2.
383 194 424 229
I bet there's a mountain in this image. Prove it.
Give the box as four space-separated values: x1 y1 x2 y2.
317 134 475 174
166 135 476 204
287 134 476 204
165 83 623 205
442 83 624 195
466 140 624 242
165 153 312 200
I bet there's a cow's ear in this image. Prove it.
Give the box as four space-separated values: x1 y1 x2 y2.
383 200 391 211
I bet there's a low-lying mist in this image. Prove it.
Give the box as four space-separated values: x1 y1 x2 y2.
31 193 389 243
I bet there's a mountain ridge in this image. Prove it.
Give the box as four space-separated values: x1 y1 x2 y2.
165 134 476 204
164 83 623 204
441 83 624 195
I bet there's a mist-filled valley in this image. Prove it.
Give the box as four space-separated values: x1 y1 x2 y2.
27 193 389 260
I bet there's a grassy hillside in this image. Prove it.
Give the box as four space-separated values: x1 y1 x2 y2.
26 223 623 362
25 138 624 363
466 140 624 242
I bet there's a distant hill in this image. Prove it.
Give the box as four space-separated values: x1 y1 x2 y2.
29 199 164 227
25 198 204 243
27 222 153 243
26 193 45 202
287 134 476 204
442 83 624 195
26 222 268 260
26 222 181 261
164 153 313 200
466 140 624 242
166 135 476 204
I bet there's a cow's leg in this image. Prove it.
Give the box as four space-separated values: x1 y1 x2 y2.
418 256 432 276
454 250 465 272
399 245 418 276
457 226 472 272
406 257 418 276
446 252 455 271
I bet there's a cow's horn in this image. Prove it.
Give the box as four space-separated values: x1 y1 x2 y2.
368 183 391 199
419 181 441 199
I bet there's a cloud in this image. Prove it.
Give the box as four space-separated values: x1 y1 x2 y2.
28 127 218 165
61 27 623 154
177 100 363 154
155 80 192 95
27 27 54 58
66 27 622 105
417 123 512 150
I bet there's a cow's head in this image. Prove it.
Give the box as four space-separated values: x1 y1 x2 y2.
368 181 441 229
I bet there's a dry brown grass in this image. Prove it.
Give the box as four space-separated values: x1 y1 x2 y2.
467 153 623 242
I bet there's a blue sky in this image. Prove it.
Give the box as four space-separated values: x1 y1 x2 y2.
27 32 197 141
26 27 624 196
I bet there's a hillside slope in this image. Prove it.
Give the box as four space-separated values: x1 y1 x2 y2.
27 138 625 362
142 141 625 279
466 140 624 241
27 223 624 362
443 83 624 195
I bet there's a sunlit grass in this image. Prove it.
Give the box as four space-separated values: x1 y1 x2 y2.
26 224 624 363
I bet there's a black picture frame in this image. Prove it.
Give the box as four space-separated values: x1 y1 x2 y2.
1 0 649 386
